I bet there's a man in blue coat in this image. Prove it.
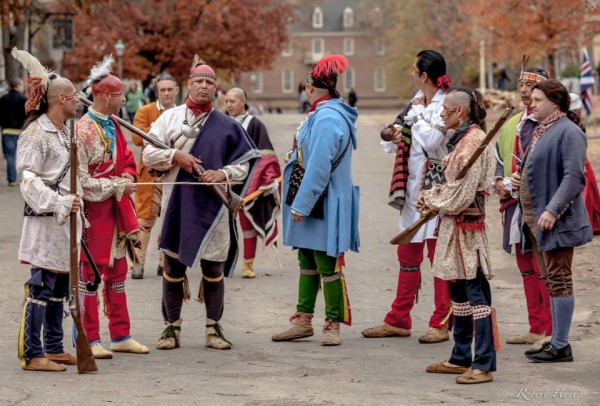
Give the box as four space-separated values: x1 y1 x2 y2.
272 55 359 346
511 79 592 363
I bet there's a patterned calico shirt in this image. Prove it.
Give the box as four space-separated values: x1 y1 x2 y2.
17 114 82 273
76 107 130 203
424 126 496 280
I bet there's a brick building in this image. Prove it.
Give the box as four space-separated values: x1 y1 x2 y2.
239 0 399 111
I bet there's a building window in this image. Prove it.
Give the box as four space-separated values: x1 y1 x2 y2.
282 69 293 93
343 68 355 92
344 38 354 56
374 68 386 92
313 7 323 28
312 38 324 59
374 38 385 56
251 72 263 94
281 41 292 57
343 7 354 29
373 7 383 27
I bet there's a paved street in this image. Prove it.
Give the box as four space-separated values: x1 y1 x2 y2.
0 111 599 405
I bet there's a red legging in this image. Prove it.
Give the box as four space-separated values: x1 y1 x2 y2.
239 210 257 261
383 239 451 330
81 257 131 343
515 243 552 335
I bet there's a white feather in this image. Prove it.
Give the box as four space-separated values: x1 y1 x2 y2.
89 54 115 82
11 47 49 88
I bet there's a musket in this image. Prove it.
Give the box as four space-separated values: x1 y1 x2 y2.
76 94 244 214
68 118 98 374
390 106 515 245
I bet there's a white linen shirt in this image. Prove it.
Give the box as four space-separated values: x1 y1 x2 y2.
381 89 449 242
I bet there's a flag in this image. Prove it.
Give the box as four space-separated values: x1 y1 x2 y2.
580 47 594 117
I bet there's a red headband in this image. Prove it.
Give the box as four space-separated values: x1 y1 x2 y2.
190 64 216 82
519 71 546 83
91 75 123 95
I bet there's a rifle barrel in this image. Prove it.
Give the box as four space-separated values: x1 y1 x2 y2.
76 93 242 214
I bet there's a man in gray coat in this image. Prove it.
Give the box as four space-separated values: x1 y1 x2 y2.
511 79 592 363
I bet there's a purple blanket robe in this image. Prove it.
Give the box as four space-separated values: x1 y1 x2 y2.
160 110 260 275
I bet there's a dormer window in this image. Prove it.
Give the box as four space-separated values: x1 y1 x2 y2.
343 7 354 29
313 7 323 28
373 7 382 27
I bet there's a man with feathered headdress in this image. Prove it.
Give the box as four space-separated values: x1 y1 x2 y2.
12 48 81 371
143 57 260 351
494 59 552 351
272 55 359 346
76 55 148 359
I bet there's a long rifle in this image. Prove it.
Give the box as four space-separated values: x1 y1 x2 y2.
390 106 515 245
76 94 244 214
69 119 98 374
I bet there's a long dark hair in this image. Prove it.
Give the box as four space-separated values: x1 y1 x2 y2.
416 50 449 90
531 79 585 131
448 87 487 131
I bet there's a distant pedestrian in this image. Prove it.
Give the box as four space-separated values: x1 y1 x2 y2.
144 76 157 104
348 88 357 107
0 78 27 186
125 81 145 123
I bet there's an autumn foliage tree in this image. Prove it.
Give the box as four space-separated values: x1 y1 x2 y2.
381 0 596 97
63 0 293 82
459 0 593 77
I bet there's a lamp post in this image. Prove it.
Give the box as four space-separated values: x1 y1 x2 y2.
115 39 125 79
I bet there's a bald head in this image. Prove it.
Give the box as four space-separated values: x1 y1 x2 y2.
447 91 471 113
225 87 248 117
47 77 76 103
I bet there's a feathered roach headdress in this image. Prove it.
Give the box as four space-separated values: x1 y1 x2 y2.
88 54 123 95
519 54 548 83
308 54 348 97
190 54 216 82
11 47 54 113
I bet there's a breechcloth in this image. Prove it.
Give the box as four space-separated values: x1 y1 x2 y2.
18 268 69 367
80 257 131 343
162 254 225 323
515 243 552 335
133 184 164 270
239 210 257 260
384 240 451 330
448 267 496 372
296 248 350 324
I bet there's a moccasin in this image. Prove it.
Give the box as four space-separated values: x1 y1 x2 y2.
456 369 493 384
23 357 66 372
361 323 411 338
426 361 469 374
45 352 77 365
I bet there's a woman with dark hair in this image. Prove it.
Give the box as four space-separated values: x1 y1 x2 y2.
512 79 592 363
363 50 452 344
421 87 497 384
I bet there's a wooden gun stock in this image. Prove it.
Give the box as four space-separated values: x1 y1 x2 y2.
69 119 97 374
77 94 243 214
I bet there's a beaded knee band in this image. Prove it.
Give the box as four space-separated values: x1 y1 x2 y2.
452 301 472 317
472 305 492 320
300 269 318 276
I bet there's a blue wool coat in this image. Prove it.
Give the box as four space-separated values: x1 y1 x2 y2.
282 98 360 257
521 117 593 252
